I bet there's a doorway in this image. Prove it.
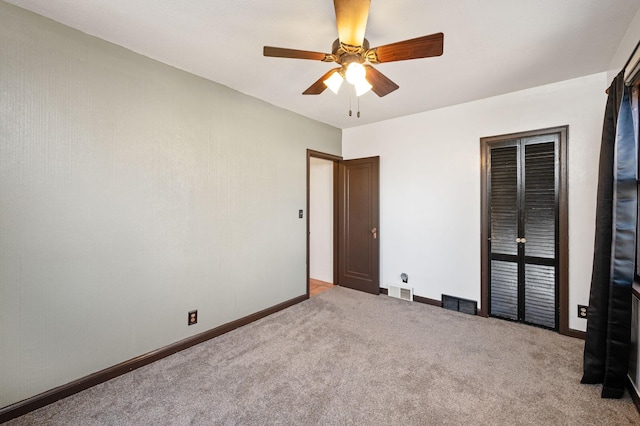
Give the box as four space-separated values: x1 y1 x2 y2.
309 156 336 296
480 126 569 334
306 150 380 297
307 150 340 297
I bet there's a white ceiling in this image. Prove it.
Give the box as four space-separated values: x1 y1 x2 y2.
6 0 640 129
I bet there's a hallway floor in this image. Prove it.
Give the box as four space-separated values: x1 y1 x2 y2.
310 278 333 297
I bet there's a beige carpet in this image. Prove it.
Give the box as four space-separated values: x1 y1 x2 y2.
7 286 640 425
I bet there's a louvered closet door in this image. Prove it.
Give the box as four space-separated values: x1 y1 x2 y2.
488 135 558 329
489 142 519 321
522 138 557 328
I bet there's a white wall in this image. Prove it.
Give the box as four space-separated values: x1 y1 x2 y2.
343 73 608 333
309 158 334 283
608 5 640 83
0 2 341 408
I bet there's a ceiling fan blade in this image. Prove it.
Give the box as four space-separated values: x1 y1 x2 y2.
369 32 444 63
334 0 370 47
303 68 342 95
364 65 399 97
263 46 330 61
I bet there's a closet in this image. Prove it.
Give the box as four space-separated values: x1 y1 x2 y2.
481 127 568 330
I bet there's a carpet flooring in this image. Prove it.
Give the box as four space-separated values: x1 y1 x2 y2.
7 286 640 425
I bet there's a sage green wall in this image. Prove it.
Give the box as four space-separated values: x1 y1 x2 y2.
0 1 341 408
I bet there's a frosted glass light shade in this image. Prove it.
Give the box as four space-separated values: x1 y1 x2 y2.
345 62 366 85
323 72 344 94
354 79 372 96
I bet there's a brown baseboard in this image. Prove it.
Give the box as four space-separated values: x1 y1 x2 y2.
413 294 443 307
564 328 586 340
380 288 443 308
0 294 308 424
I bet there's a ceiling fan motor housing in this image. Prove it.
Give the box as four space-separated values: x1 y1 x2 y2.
331 38 371 68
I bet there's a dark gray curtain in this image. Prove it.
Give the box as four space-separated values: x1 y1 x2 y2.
581 71 638 398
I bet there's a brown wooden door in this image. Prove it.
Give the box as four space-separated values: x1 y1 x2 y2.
337 156 379 294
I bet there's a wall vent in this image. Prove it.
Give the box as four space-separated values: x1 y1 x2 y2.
442 294 477 315
389 285 413 301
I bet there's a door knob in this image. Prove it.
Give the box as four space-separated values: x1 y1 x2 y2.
371 227 377 239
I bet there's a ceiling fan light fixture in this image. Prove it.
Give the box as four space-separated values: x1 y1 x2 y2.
354 79 372 96
264 1 444 100
345 62 371 96
323 71 344 94
345 62 366 85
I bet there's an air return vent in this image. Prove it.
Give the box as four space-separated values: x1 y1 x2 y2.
389 285 413 301
442 294 477 315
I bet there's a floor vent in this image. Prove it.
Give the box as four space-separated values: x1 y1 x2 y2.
442 294 477 315
389 285 413 301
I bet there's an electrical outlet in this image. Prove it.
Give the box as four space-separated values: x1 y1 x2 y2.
188 310 197 326
577 305 588 319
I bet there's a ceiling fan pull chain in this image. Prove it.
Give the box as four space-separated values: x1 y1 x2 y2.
357 96 361 118
348 85 353 116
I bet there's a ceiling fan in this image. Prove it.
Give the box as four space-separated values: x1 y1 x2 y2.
263 0 443 97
